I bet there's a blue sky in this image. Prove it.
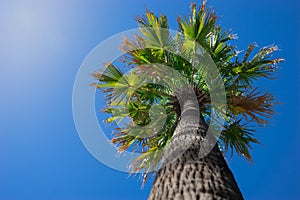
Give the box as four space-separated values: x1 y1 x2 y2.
0 0 299 199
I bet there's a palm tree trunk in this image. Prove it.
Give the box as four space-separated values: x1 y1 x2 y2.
148 98 244 200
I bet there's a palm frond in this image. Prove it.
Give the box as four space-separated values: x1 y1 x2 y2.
228 88 275 125
220 120 260 161
227 45 283 87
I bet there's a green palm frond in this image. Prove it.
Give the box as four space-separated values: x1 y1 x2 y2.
136 11 171 49
220 120 260 161
178 2 217 48
226 45 283 87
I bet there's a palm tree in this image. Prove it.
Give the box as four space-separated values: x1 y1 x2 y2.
93 2 282 199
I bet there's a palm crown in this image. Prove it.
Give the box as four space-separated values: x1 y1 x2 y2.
93 2 282 177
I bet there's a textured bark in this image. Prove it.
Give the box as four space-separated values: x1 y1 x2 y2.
148 99 244 200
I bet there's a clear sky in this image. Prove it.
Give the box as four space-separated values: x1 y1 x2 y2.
0 0 299 199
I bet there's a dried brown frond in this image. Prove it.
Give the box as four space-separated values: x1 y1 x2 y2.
230 88 275 125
